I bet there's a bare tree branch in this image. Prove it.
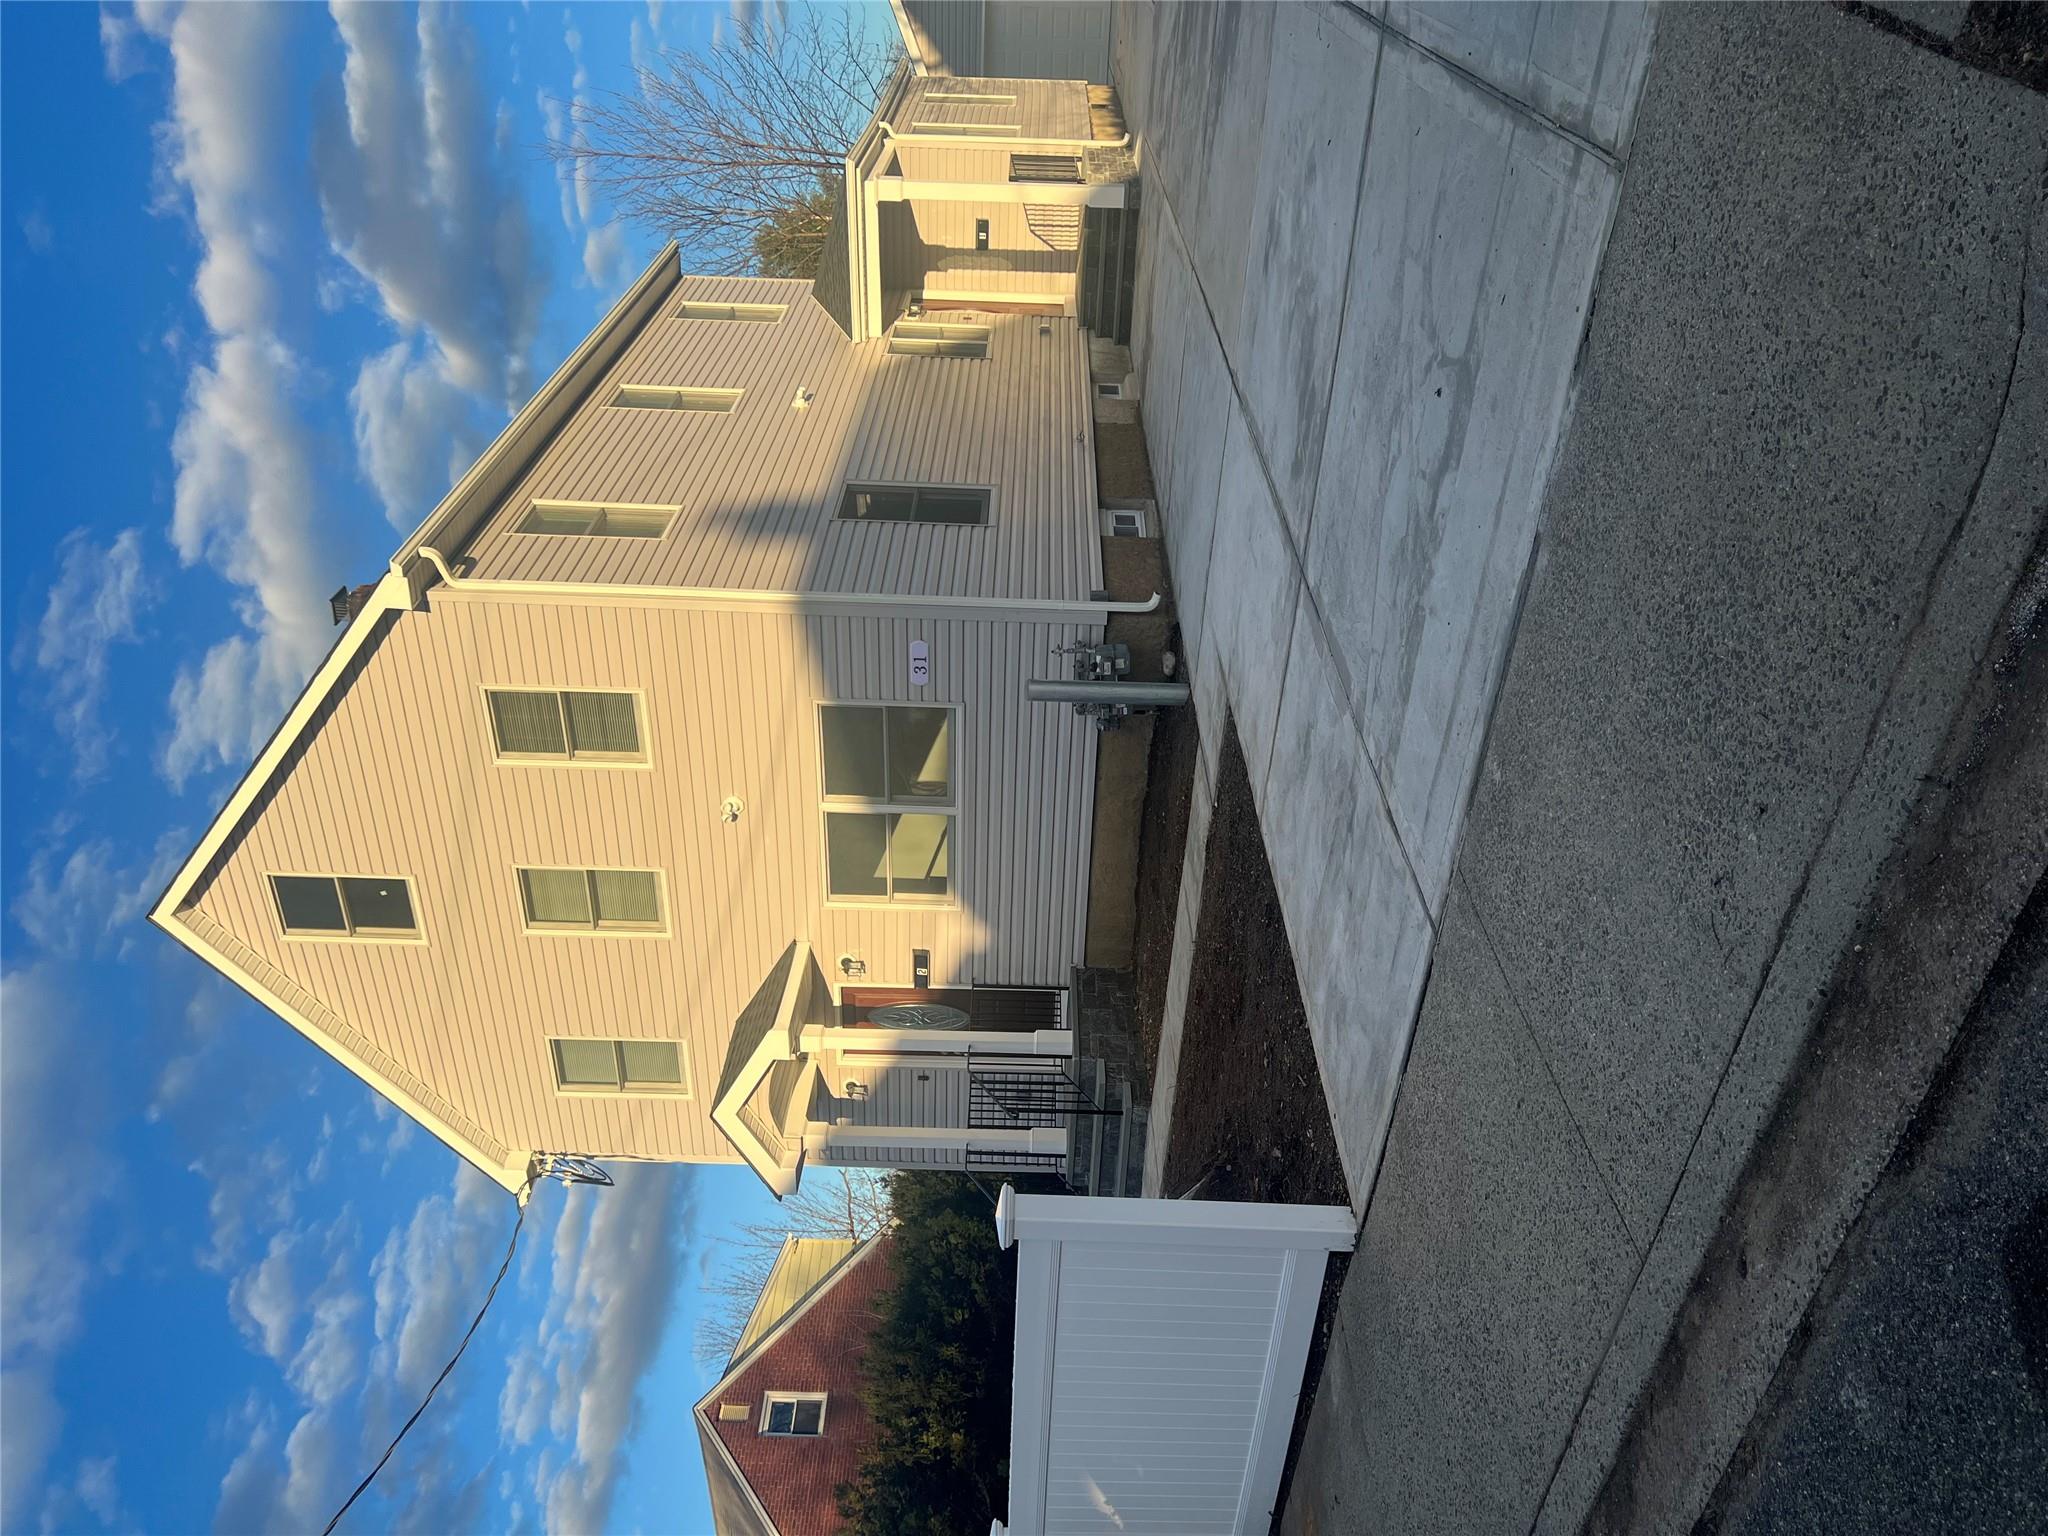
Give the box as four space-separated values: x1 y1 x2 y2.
545 7 900 277
694 1169 894 1370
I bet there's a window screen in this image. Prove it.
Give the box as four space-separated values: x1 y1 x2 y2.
520 868 662 930
488 690 641 761
552 1039 686 1093
271 875 416 937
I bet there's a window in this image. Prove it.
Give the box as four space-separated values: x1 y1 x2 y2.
551 1038 688 1094
908 120 1017 136
821 705 954 902
519 867 664 931
923 90 1015 104
1101 507 1147 537
517 502 676 539
1096 381 1126 399
837 484 990 525
760 1393 827 1436
889 321 990 359
674 301 786 323
487 689 643 761
610 385 741 412
272 875 417 938
1011 153 1083 184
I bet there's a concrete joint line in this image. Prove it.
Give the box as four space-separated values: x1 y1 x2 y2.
1333 0 1628 172
1149 147 1440 942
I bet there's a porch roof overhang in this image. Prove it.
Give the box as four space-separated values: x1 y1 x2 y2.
711 940 831 1196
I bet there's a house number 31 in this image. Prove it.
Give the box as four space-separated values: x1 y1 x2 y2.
909 639 930 687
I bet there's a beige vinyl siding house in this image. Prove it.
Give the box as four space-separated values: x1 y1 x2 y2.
153 207 1147 1194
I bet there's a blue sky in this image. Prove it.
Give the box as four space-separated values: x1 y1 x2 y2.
1 4 883 1532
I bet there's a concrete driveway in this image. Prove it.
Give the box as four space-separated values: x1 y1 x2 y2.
1123 0 1654 1207
1120 3 2047 1532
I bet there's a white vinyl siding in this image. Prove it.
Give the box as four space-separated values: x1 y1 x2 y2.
551 1038 689 1095
184 580 1097 1167
456 285 1101 601
271 874 418 939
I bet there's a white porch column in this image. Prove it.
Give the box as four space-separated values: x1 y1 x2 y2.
800 1025 1073 1057
802 1124 1068 1156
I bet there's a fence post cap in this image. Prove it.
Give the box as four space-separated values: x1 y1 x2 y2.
994 1183 1018 1249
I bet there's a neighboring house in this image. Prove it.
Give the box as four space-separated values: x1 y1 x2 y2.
891 0 1117 86
817 60 1138 346
696 1234 893 1536
149 72 1150 1198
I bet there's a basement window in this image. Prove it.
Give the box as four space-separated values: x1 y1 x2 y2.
888 321 991 359
271 874 417 938
760 1393 827 1436
610 385 742 412
551 1038 688 1094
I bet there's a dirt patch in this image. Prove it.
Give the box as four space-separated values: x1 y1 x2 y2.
1128 663 1200 1097
1158 721 1348 1210
1128 710 1351 1528
1095 420 1157 501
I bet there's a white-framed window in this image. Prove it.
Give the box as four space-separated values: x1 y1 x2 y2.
610 385 742 412
837 484 990 525
550 1038 689 1095
1011 153 1082 184
1100 506 1147 538
486 689 645 762
922 90 1015 104
759 1392 827 1436
516 501 677 539
888 321 991 359
674 300 786 323
270 874 419 939
820 704 955 904
518 867 666 933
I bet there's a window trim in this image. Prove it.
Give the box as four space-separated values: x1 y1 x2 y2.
817 703 960 908
835 483 992 526
515 865 671 937
513 500 680 540
1010 153 1084 184
907 120 1018 136
481 686 652 769
888 320 991 359
758 1391 829 1437
672 300 787 323
268 872 425 944
921 90 1015 104
608 384 743 413
549 1037 692 1098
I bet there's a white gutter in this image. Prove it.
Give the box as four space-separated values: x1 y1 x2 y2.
415 546 1160 623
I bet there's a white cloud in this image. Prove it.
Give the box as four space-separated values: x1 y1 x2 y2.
350 341 484 531
229 1229 303 1364
1 1369 62 1532
74 1457 121 1527
137 2 342 788
581 219 627 289
11 528 158 780
530 1166 696 1534
0 968 119 1361
370 1165 510 1398
212 1414 284 1536
314 1 548 526
290 1275 367 1406
97 4 146 82
11 827 182 960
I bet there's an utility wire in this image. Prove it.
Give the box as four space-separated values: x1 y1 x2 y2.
321 1192 530 1536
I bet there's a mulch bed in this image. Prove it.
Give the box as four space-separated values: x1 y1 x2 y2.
1127 708 1353 1530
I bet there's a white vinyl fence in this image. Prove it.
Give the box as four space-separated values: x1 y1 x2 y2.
991 1187 1357 1535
